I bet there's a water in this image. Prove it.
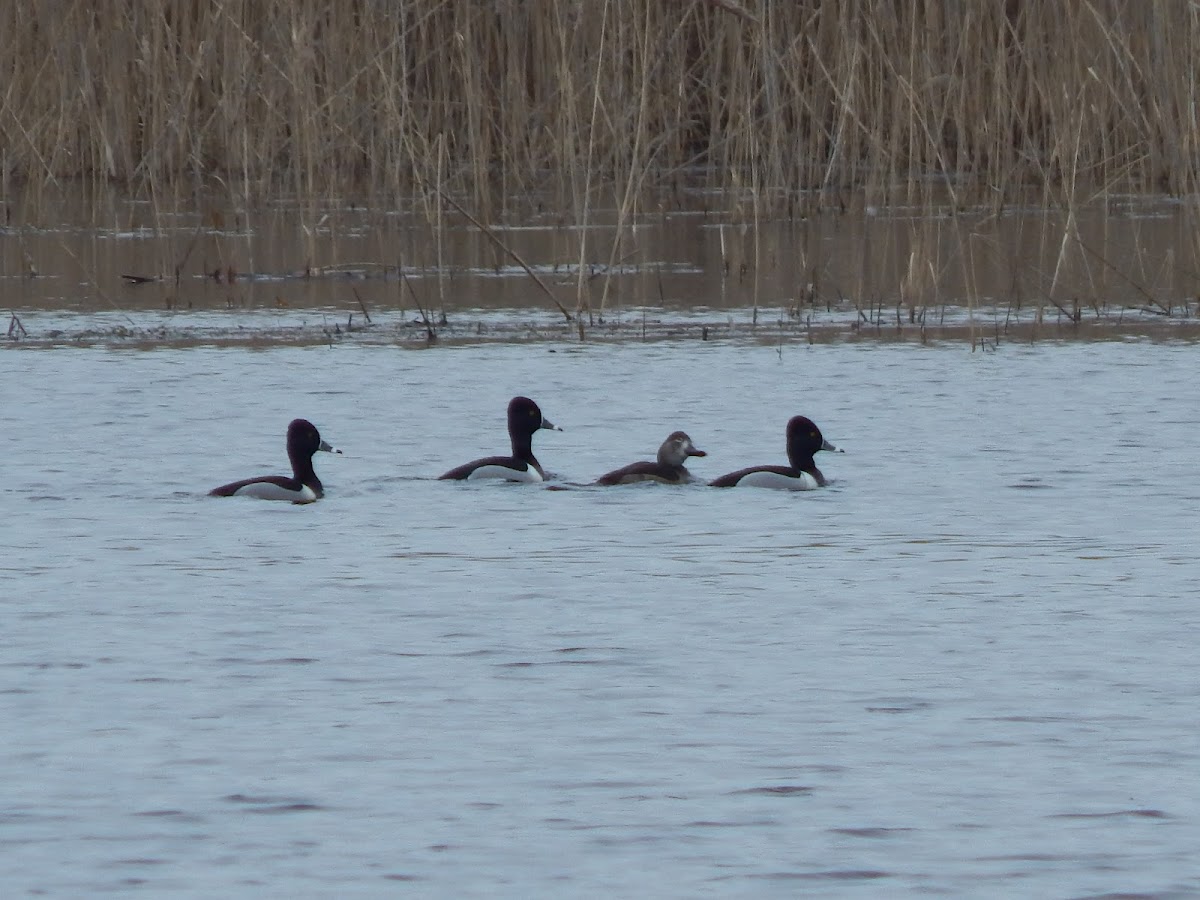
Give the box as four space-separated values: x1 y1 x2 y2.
7 189 1200 349
3 338 1198 896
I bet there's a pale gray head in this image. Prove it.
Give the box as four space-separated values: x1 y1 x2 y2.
658 431 706 468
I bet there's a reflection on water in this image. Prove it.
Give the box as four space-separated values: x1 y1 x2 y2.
2 340 1198 895
5 189 1200 347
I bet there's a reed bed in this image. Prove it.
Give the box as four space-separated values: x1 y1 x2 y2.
2 0 1199 211
6 0 1200 330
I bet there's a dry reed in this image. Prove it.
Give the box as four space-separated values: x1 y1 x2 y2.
7 1 1200 332
2 0 1198 211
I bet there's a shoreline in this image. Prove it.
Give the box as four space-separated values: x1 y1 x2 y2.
6 306 1198 351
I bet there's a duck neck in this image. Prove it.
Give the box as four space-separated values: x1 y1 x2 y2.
794 456 826 486
657 449 683 468
511 430 536 464
787 443 826 484
291 451 320 490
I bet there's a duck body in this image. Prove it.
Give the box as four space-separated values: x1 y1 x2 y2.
212 476 325 503
709 416 838 490
596 431 707 485
210 418 340 504
439 396 561 483
708 465 821 491
451 455 546 484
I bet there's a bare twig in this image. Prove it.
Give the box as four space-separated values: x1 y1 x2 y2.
432 187 572 323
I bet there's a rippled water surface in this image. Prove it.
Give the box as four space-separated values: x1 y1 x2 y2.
3 339 1198 897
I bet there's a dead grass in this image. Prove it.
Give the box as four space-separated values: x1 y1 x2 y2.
3 1 1198 211
7 1 1200 331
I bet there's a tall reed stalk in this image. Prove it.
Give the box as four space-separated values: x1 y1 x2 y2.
2 0 1198 211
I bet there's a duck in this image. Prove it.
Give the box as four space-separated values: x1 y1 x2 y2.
439 396 561 483
210 418 341 503
595 431 707 485
709 415 840 490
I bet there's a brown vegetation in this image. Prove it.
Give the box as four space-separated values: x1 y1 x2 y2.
3 0 1198 211
7 1 1200 336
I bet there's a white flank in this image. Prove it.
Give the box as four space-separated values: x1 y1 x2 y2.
734 470 819 491
233 482 318 502
467 464 542 483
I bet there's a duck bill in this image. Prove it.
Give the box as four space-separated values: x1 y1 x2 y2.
688 448 707 458
822 438 842 453
318 440 343 455
540 416 563 432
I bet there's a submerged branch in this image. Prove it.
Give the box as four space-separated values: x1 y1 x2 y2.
433 189 573 323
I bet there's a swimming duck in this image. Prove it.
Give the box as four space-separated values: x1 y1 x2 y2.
210 418 340 503
439 396 561 483
709 416 839 490
595 431 707 485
